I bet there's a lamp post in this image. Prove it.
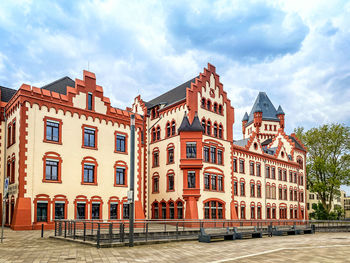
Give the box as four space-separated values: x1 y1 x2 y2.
128 114 135 247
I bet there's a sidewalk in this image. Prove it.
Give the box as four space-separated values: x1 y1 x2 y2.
0 227 349 262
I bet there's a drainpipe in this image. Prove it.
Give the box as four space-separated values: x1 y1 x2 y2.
1 107 8 243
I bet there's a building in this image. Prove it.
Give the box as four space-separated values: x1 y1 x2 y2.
344 196 350 219
307 190 345 217
0 63 308 230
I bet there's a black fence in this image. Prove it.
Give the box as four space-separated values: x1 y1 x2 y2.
53 219 330 248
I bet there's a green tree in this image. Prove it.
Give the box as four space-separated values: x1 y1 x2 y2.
295 124 350 214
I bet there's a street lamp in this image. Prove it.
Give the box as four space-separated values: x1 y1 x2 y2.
128 114 135 247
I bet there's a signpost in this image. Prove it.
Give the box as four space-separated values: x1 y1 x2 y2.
129 114 135 247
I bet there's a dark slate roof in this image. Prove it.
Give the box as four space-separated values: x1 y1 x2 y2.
289 136 306 151
146 77 197 109
233 138 249 147
0 86 17 102
190 115 205 132
41 76 75 95
247 92 279 125
178 115 191 132
242 112 249 121
276 105 285 115
261 138 272 146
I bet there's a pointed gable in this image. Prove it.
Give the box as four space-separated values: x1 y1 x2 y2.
247 92 279 125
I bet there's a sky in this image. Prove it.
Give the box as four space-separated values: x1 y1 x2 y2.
0 1 349 192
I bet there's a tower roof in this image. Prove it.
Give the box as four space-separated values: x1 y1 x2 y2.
277 105 285 115
178 112 204 132
178 113 191 132
247 92 280 125
242 112 249 122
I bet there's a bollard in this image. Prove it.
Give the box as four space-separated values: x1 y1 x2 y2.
176 222 179 240
41 224 44 238
97 223 101 248
83 222 86 242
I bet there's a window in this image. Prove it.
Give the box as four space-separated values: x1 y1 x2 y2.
213 124 218 137
240 182 245 196
267 207 271 219
234 181 238 195
294 190 297 201
241 205 245 219
204 173 210 190
123 204 129 219
167 147 174 164
167 123 171 137
55 203 65 220
204 147 209 162
83 127 96 148
116 134 126 152
266 166 270 178
309 194 314 200
84 164 95 183
186 142 197 158
257 184 261 197
207 121 211 135
294 172 297 183
153 175 159 193
217 150 223 165
250 162 254 175
167 173 174 191
10 159 15 184
283 170 287 181
7 125 11 146
153 203 159 219
37 202 48 222
289 171 293 182
77 203 86 219
201 119 206 133
251 206 255 219
218 176 223 191
266 185 270 199
153 150 159 167
233 158 237 172
115 167 126 185
46 120 59 142
272 207 276 219
201 98 206 108
279 188 283 200
45 160 59 181
169 202 175 219
204 201 224 219
256 164 261 177
207 100 211 110
284 188 288 200
271 167 276 179
156 126 160 140
91 203 100 219
218 105 222 114
239 160 245 173
213 103 217 113
211 174 217 190
177 201 183 219
161 202 166 219
152 128 156 142
210 147 216 163
88 93 93 110
187 171 196 188
278 169 282 180
171 121 176 136
110 203 118 219
250 183 255 197
257 206 261 219
218 125 223 138
290 190 293 201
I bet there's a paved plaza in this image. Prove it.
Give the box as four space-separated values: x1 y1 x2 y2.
0 228 350 262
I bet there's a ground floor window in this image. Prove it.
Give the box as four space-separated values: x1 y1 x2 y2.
257 207 261 219
110 203 118 219
204 201 224 219
177 201 183 219
123 204 129 219
77 203 86 219
91 203 100 219
55 203 65 220
169 202 175 219
161 202 167 219
37 202 48 222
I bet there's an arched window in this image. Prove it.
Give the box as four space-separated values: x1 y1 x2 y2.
204 200 224 219
151 109 156 119
297 156 303 169
207 121 211 135
177 201 183 219
201 119 206 134
43 152 62 183
218 125 223 138
81 156 98 185
207 100 211 110
166 122 171 137
213 103 217 113
213 123 218 137
218 105 223 114
160 202 167 219
169 201 175 219
153 202 159 219
152 173 159 192
201 98 206 108
156 126 161 140
171 121 176 135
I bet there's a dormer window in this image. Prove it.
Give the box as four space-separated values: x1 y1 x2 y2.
88 93 93 110
213 103 217 113
207 100 211 110
218 105 223 114
201 98 206 108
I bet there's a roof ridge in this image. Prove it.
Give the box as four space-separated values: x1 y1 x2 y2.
41 76 74 89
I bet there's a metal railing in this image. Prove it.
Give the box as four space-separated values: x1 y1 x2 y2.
54 219 323 248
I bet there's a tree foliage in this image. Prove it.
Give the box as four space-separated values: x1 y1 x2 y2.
310 203 344 220
295 124 350 213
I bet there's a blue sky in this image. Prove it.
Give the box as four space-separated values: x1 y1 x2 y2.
1 1 349 193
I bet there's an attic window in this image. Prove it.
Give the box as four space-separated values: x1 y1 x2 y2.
254 143 258 150
281 151 284 158
88 93 93 110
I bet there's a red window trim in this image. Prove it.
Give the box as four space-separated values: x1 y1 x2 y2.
42 152 62 183
74 195 89 219
33 194 51 224
90 196 103 220
166 170 175 192
202 140 225 165
43 116 63 145
108 197 120 220
114 160 128 187
81 156 98 185
7 123 12 148
166 143 175 165
152 147 160 167
81 124 98 150
239 158 245 174
203 167 225 192
152 173 160 193
114 131 128 154
53 195 69 220
203 198 226 219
